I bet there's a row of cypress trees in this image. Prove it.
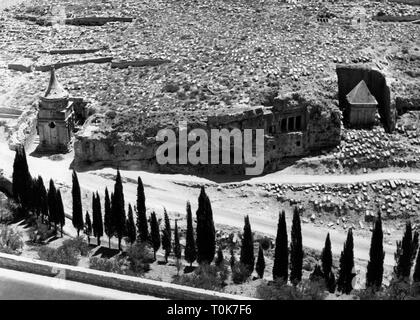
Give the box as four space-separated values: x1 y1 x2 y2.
11 147 420 293
141 186 216 266
271 208 305 284
72 168 218 266
256 208 420 294
73 169 130 251
12 147 66 236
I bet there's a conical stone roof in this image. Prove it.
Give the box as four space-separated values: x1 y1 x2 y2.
43 68 69 100
346 80 377 105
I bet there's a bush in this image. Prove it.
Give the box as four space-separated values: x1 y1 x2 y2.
355 280 420 300
259 237 271 251
0 225 23 254
355 287 382 300
173 264 229 291
38 245 80 266
232 262 250 284
28 218 56 244
0 197 17 223
256 279 328 300
126 242 153 275
62 237 89 256
89 256 126 274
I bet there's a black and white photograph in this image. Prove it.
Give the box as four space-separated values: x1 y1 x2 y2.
0 0 419 309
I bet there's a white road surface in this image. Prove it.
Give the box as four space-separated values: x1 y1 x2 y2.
0 268 160 299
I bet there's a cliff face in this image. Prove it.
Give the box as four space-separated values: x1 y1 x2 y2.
74 94 342 175
307 104 342 151
273 91 342 152
73 114 157 169
336 64 395 132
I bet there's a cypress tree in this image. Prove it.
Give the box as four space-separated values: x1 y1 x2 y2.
215 245 224 267
366 212 385 290
327 271 337 293
126 204 136 245
31 177 39 213
162 208 171 263
411 231 419 266
229 247 236 270
21 147 32 211
13 147 32 210
184 201 196 267
290 207 303 284
240 215 255 274
413 247 420 283
104 187 113 248
37 176 48 223
273 210 288 282
255 245 265 279
150 211 161 260
12 149 21 202
37 176 48 222
174 219 181 260
196 187 216 264
92 192 103 246
72 170 84 237
136 176 149 242
310 264 324 282
47 179 57 229
112 169 126 250
85 211 92 245
394 221 415 280
56 189 65 237
337 228 356 294
321 233 333 280
31 177 40 217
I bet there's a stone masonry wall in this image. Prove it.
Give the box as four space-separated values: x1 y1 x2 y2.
74 95 342 175
0 252 253 300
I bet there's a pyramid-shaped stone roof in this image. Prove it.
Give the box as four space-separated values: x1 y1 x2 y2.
43 68 69 100
346 80 378 105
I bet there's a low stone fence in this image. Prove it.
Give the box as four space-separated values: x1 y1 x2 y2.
14 15 133 26
0 252 255 300
373 15 420 22
111 58 171 69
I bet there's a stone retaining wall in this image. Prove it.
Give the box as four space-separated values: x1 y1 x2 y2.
0 252 254 300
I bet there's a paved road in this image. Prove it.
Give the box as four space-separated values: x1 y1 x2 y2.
0 268 160 300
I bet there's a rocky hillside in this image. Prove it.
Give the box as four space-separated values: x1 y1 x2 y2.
1 0 418 140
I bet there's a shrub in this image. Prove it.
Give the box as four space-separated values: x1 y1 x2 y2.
38 245 80 266
28 218 56 244
126 242 153 275
0 225 23 254
62 237 89 256
216 260 230 285
256 279 328 300
0 197 17 223
173 264 228 291
89 256 126 274
354 280 420 300
232 262 250 284
259 237 271 251
355 287 382 300
381 279 420 300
